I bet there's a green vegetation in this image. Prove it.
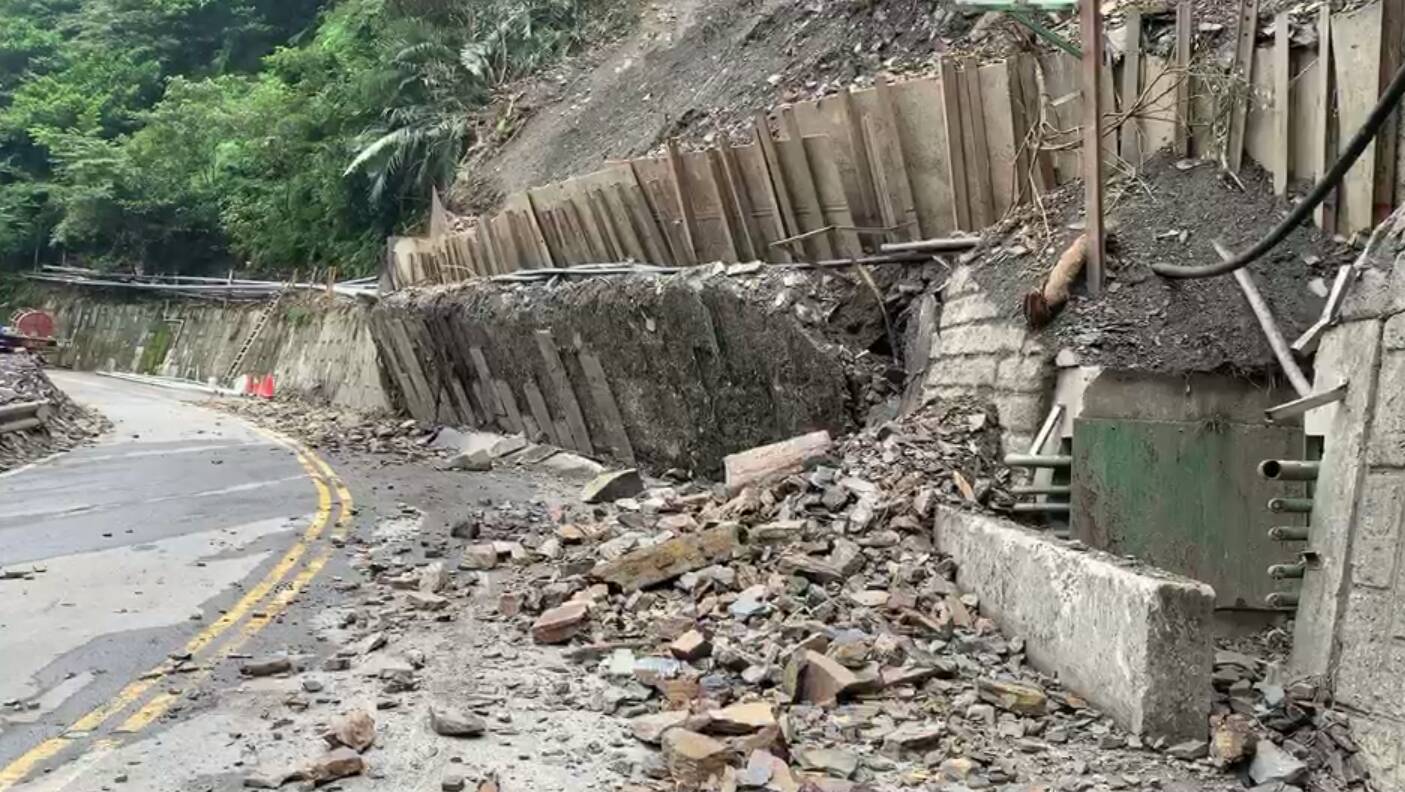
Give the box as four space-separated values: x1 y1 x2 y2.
0 0 626 278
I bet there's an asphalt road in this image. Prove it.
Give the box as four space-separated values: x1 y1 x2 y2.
0 372 319 775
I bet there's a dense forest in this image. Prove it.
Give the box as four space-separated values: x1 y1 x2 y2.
0 0 621 278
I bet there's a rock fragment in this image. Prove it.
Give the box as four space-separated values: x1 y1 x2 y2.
429 704 486 737
581 468 644 503
531 602 589 644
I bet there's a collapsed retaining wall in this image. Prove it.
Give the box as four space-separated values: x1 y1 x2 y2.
370 271 863 474
915 264 1055 453
39 289 388 412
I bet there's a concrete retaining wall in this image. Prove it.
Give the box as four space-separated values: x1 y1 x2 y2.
39 289 388 411
371 272 855 474
917 265 1055 453
1291 210 1405 787
934 506 1215 740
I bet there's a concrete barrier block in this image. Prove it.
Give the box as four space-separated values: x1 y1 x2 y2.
933 507 1214 740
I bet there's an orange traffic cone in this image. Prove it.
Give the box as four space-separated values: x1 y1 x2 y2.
257 374 275 400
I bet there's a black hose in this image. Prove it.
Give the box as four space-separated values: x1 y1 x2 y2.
1152 58 1405 279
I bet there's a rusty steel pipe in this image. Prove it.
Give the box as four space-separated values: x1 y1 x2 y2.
1259 460 1321 481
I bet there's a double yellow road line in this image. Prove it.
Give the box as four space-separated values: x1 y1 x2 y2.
0 429 353 790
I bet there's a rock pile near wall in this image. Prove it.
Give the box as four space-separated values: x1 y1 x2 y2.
370 271 866 474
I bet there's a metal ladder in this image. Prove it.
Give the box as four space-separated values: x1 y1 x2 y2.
222 293 282 384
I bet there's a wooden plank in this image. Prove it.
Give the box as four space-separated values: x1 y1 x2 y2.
754 113 801 243
493 379 527 436
600 185 649 263
1274 13 1291 195
724 430 832 493
979 62 1021 217
664 139 699 263
708 146 753 260
803 136 863 258
468 346 512 431
1379 0 1403 219
1227 0 1259 171
615 182 671 264
716 145 760 260
842 88 880 227
734 142 792 263
862 116 901 239
1119 10 1144 169
680 150 737 263
1333 1 1382 233
534 330 595 456
568 196 609 262
577 348 635 465
627 160 682 266
524 377 565 447
1174 0 1193 157
958 63 995 228
890 75 956 235
777 136 834 259
1313 6 1336 233
1141 56 1180 155
643 176 695 266
522 191 557 267
1081 0 1105 296
1009 55 1053 197
873 75 918 240
586 189 623 260
939 60 972 230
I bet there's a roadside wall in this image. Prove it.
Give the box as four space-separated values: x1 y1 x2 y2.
370 271 855 474
39 289 388 412
1292 209 1405 787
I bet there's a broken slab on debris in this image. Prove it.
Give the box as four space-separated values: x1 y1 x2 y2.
724 430 832 493
592 523 742 591
933 506 1214 740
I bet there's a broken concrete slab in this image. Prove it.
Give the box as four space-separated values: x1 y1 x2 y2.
933 506 1214 740
630 709 690 744
724 430 832 493
444 448 493 472
591 523 740 591
581 468 645 503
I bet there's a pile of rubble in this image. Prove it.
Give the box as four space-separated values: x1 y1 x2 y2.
221 393 1371 792
217 397 433 463
1201 647 1373 792
409 403 1229 791
0 353 106 472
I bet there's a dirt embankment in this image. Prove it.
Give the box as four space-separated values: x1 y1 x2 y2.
457 0 1026 213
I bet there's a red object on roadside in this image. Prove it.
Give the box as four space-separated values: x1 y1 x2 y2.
11 309 55 340
244 375 259 396
257 375 275 400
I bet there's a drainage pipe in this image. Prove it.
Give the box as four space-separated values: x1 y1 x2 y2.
1258 460 1320 481
1003 454 1073 469
0 416 43 435
1268 562 1307 579
1268 497 1314 514
1266 592 1300 608
1268 526 1310 541
1010 503 1071 515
